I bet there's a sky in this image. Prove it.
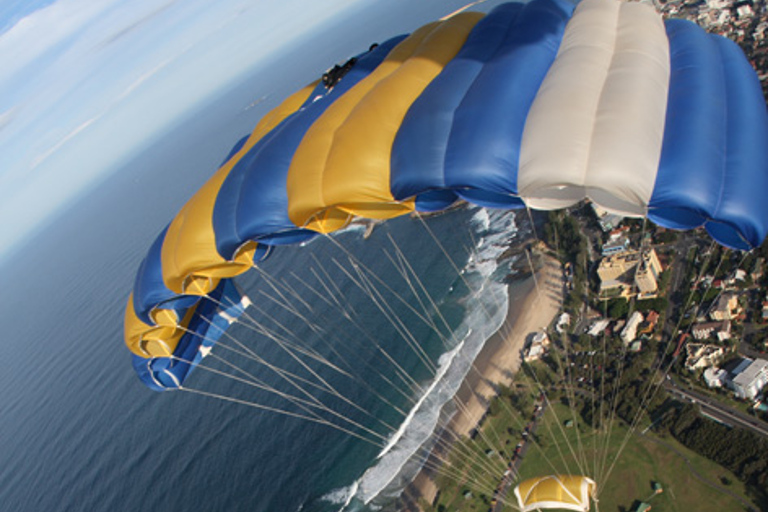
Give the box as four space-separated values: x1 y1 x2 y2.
0 0 371 261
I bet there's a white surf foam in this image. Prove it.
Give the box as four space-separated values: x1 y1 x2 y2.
332 207 521 510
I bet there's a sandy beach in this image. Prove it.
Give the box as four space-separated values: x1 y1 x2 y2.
398 248 564 510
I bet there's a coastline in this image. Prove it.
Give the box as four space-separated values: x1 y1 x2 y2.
398 250 564 510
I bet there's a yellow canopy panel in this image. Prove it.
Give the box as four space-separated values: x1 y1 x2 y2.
160 82 317 294
287 12 482 233
124 293 198 358
513 475 596 512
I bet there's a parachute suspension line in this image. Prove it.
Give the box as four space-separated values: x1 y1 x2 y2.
256 250 511 484
178 386 386 447
521 360 582 477
551 332 591 477
319 228 530 486
171 350 397 446
210 294 389 423
291 255 426 403
179 352 503 498
203 292 354 381
383 241 448 339
172 352 327 413
525 204 593 480
517 207 590 474
331 252 521 484
597 240 722 489
381 221 549 471
322 233 447 332
299 261 427 401
213 340 353 396
178 323 401 440
330 253 438 376
184 317 527 497
600 245 747 491
594 296 611 486
591 216 652 488
411 210 577 481
378 232 535 479
382 236 514 448
524 202 540 246
412 211 574 486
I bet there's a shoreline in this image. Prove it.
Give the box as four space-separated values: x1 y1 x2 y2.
398 250 564 511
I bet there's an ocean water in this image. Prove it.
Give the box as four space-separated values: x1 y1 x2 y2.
0 172 529 512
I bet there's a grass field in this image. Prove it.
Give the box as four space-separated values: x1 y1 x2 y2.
427 401 759 512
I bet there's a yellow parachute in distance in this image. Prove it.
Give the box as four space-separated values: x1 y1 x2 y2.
513 475 596 512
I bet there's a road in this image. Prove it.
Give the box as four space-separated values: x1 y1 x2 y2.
664 378 768 437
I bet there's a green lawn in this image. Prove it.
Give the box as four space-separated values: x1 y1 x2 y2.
426 400 759 512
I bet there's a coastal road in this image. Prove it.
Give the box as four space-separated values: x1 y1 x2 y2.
664 380 768 438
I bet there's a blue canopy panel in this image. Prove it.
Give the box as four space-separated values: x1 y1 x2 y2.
212 35 407 259
704 36 768 250
649 20 726 233
390 0 574 211
132 224 201 325
649 20 768 250
132 280 249 391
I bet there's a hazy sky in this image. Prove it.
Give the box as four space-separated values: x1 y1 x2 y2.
0 0 370 260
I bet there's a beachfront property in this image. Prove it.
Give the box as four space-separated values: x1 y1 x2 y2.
597 248 662 300
523 332 550 363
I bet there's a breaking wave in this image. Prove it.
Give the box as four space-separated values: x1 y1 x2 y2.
326 208 521 511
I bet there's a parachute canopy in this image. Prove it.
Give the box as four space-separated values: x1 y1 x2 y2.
126 0 768 390
513 475 597 512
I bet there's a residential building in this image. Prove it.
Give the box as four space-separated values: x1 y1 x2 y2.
591 203 624 232
710 293 739 321
588 319 610 337
704 367 727 388
621 311 644 345
691 321 730 341
524 332 550 363
598 248 662 299
729 358 768 400
602 227 631 256
685 343 725 371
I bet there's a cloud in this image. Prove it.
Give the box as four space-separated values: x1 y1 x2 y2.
0 107 16 133
0 0 370 258
30 116 98 169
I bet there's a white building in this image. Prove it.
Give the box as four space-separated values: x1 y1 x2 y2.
730 358 768 401
685 343 725 371
704 367 727 388
621 311 643 345
524 332 551 363
588 319 610 337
